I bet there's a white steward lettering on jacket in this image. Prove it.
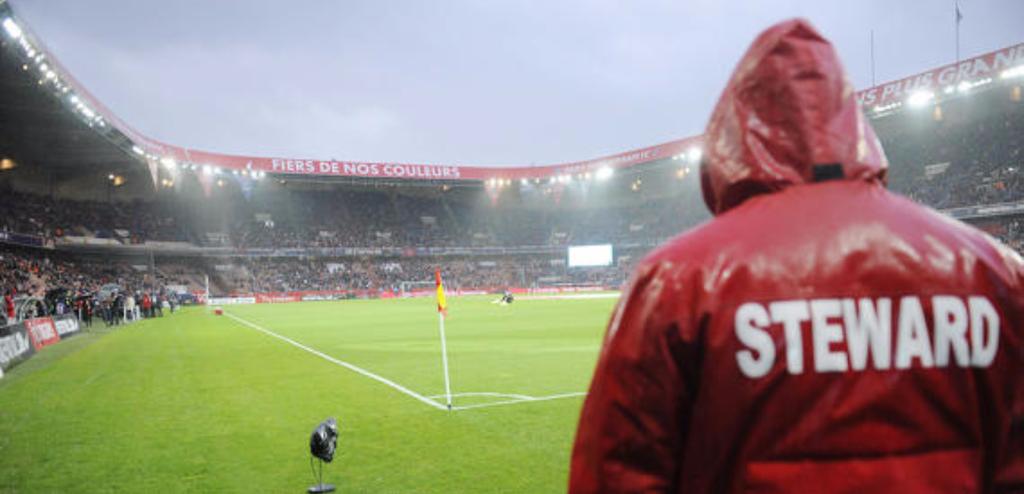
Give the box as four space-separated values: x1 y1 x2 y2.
734 295 1000 378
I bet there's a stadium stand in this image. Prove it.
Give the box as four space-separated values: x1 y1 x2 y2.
0 3 1022 317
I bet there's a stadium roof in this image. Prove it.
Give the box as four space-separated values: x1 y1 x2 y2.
0 2 1022 190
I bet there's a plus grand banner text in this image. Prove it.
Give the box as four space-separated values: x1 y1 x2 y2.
856 42 1024 108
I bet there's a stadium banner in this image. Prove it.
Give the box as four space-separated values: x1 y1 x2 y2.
944 200 1024 220
254 293 301 304
0 323 35 372
52 314 81 338
856 42 1024 108
140 136 705 183
207 296 256 305
0 231 46 248
23 317 60 351
299 291 354 302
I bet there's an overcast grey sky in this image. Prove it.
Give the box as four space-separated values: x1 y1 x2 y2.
10 0 1024 166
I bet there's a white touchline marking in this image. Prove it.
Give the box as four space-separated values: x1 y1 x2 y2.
224 312 447 411
452 391 587 411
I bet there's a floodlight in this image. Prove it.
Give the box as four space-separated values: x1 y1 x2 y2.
132 146 144 155
520 178 529 186
907 90 934 107
1001 65 1024 79
687 147 702 162
202 165 212 175
307 417 339 493
3 18 22 39
160 157 176 169
595 167 613 180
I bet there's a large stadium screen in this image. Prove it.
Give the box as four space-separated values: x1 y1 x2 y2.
567 244 613 267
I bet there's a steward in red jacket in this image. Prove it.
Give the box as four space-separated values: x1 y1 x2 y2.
570 19 1023 493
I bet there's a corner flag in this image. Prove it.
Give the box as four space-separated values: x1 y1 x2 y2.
435 268 453 410
435 269 447 316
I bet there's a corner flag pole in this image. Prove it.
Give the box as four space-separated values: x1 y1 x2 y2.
438 311 453 411
435 269 453 411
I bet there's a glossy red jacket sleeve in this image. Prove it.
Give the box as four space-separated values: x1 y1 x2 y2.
997 377 1024 492
570 261 695 493
996 261 1024 492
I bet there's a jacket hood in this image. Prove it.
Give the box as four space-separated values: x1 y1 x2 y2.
700 19 888 215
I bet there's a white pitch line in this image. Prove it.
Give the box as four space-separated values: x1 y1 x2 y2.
452 391 587 411
427 392 533 400
223 312 447 411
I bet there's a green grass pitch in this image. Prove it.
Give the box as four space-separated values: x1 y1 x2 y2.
0 294 618 492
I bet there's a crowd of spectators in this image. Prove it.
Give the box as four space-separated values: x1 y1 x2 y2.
0 246 185 302
885 94 1024 209
226 189 697 251
0 190 187 242
211 254 634 295
3 96 1018 252
2 88 1022 303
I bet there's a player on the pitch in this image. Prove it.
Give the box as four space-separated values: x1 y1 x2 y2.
491 289 514 305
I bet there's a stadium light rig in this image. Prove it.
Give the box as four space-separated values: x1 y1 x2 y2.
907 90 935 107
1002 65 1024 80
957 78 992 94
160 157 177 169
2 18 22 39
687 147 702 163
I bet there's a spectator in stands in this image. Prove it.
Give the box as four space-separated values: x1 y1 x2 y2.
4 289 14 323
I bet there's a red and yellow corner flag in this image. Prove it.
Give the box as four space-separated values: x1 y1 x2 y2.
435 268 447 316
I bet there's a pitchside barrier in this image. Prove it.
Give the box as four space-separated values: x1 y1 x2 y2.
208 286 613 307
0 314 82 376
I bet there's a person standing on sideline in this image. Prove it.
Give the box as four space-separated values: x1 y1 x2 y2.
570 19 1023 493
